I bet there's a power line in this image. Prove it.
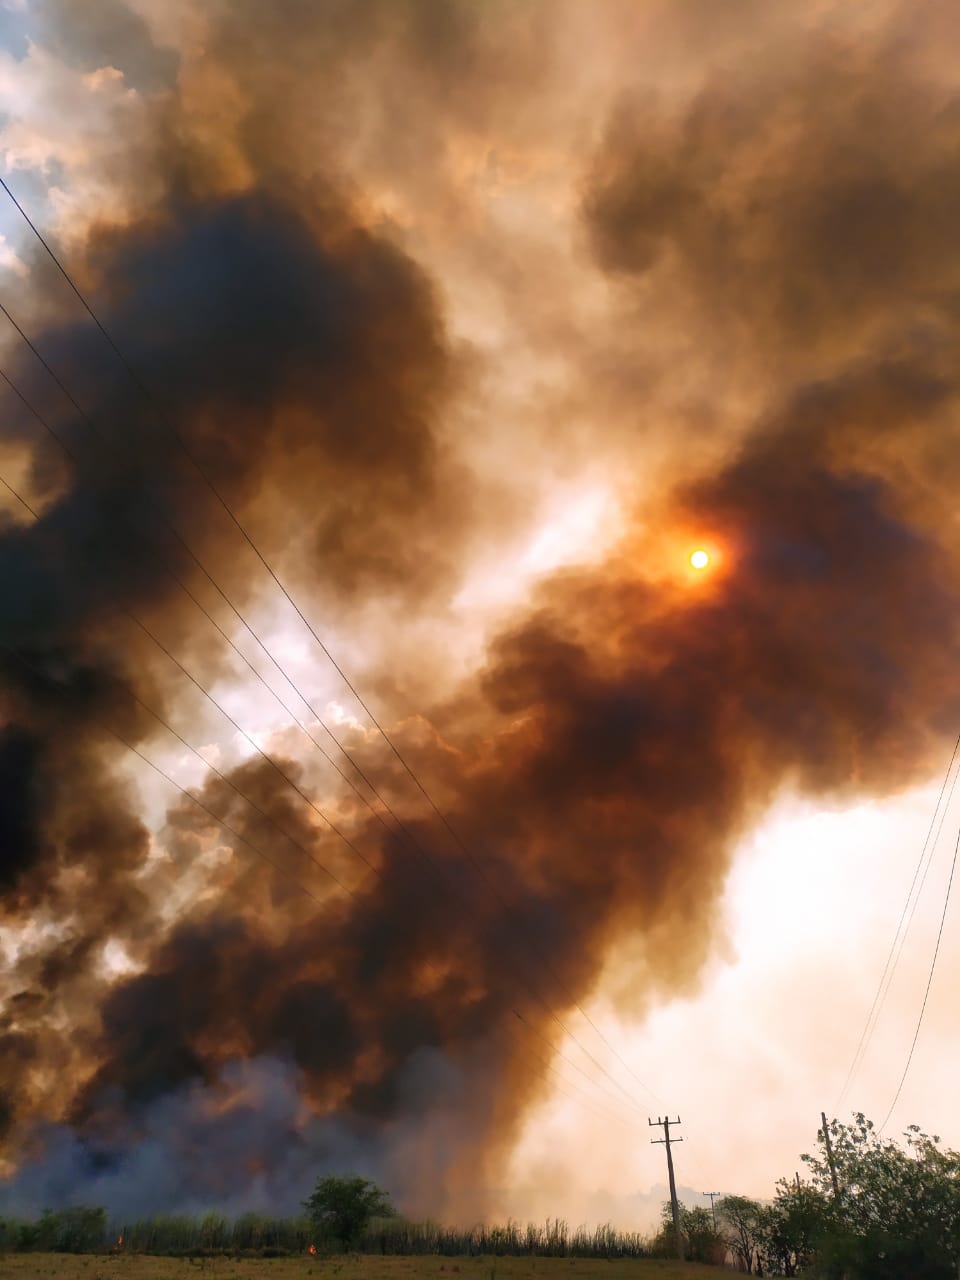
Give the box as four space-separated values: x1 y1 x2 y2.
0 555 651 1127
512 1027 648 1129
511 1010 648 1118
0 175 662 1108
0 378 654 1127
0 361 384 877
834 732 960 1110
0 300 418 847
0 436 645 1127
1 288 521 949
0 642 334 909
0 469 39 519
1 638 648 1134
879 818 960 1132
0 294 665 1126
129 579 654 1117
0 498 396 912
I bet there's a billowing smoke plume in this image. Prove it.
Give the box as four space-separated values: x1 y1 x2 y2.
2 0 960 1219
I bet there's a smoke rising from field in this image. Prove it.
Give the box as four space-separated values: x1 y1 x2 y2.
2 0 960 1217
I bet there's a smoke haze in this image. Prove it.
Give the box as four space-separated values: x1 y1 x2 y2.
1 0 960 1221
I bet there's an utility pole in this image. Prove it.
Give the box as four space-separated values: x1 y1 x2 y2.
821 1111 841 1203
650 1116 684 1261
702 1190 721 1231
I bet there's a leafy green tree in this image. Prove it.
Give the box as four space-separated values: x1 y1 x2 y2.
302 1175 395 1251
681 1204 726 1263
757 1180 827 1276
651 1202 724 1263
800 1114 960 1279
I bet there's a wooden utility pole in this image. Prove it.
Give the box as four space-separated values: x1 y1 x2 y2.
650 1116 684 1260
821 1111 841 1202
702 1190 721 1230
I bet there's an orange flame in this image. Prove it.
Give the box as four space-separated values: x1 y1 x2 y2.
308 1243 317 1255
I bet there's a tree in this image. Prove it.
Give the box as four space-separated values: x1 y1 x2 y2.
652 1202 725 1264
302 1175 395 1251
715 1118 960 1278
681 1204 726 1264
757 1180 827 1277
800 1114 960 1279
717 1194 767 1274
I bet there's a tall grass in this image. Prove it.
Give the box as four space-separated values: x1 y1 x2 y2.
0 1209 650 1258
358 1217 649 1258
113 1212 313 1256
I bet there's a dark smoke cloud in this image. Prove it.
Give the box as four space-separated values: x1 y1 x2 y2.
584 17 960 384
0 1 467 1184
0 727 43 890
198 0 556 169
4 0 960 1221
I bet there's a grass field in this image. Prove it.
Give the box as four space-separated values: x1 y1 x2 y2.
0 1256 723 1280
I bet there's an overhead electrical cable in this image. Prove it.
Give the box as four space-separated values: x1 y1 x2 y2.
834 731 960 1110
0 636 648 1133
0 390 654 1126
0 174 661 1106
0 469 39 519
1 459 652 1130
1 641 333 909
884 758 960 992
878 819 960 1132
0 296 414 840
0 362 384 882
512 1028 648 1128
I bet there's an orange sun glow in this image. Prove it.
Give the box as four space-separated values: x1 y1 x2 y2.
690 549 710 570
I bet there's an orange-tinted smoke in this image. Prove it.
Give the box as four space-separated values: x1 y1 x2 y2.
3 0 960 1218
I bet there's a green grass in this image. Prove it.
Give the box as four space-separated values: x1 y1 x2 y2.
0 1254 720 1280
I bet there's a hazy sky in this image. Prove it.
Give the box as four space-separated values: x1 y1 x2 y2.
1 0 959 1230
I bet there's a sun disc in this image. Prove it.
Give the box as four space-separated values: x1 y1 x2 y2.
690 549 710 570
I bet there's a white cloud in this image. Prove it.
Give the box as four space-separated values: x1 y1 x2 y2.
0 40 149 245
